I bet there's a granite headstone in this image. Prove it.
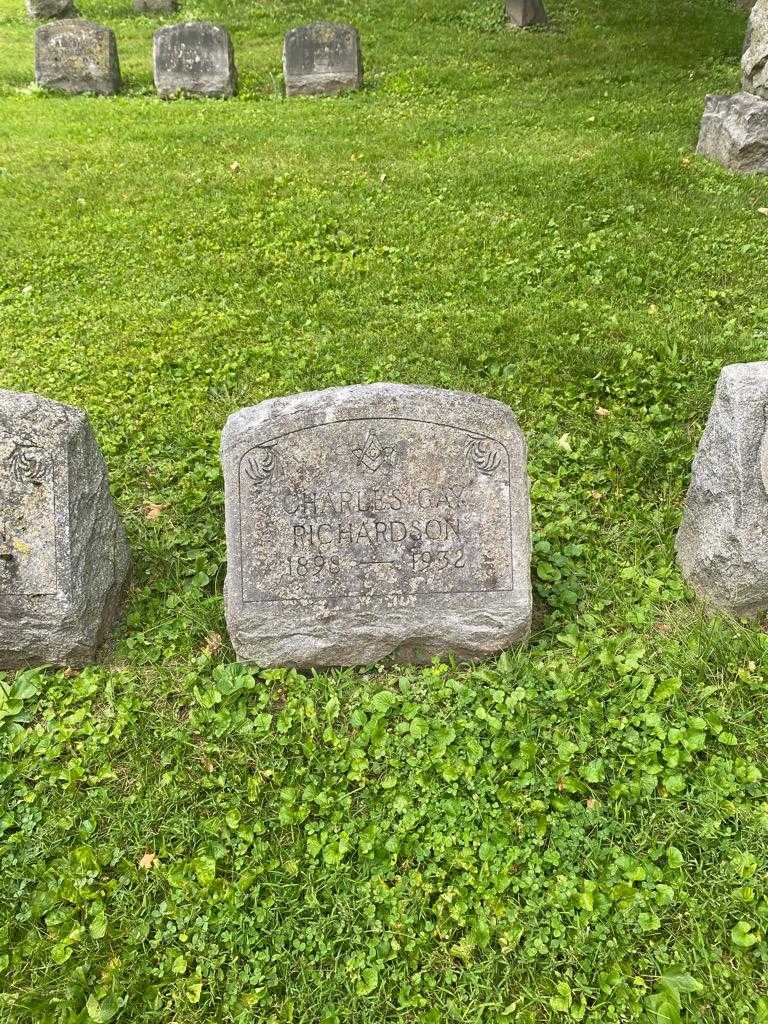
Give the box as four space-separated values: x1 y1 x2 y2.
153 22 236 99
677 362 768 616
506 0 548 27
222 384 532 667
0 391 131 668
35 19 120 96
283 22 362 97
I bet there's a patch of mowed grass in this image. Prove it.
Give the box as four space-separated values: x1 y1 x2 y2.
2 0 768 1019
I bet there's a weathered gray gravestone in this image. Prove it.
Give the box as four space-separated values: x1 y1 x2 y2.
696 92 768 173
0 391 131 668
153 22 236 99
677 362 768 616
743 0 768 98
35 19 120 96
134 0 178 13
222 384 532 667
506 0 548 27
26 0 77 19
283 22 362 97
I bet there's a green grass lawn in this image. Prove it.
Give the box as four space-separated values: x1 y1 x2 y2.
2 0 768 1019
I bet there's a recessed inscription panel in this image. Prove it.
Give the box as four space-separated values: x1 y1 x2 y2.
238 418 513 604
0 433 57 596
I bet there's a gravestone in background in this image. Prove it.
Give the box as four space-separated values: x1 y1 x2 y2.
134 0 178 13
283 22 362 97
26 0 77 19
153 22 237 98
222 384 532 667
506 0 548 27
743 0 768 97
697 1 768 172
677 362 768 616
35 19 120 95
0 391 131 669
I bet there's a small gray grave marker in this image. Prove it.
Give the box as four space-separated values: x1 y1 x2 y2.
35 19 121 96
26 0 77 19
222 384 532 667
153 22 237 99
134 0 178 13
506 0 548 28
0 390 131 668
283 22 363 97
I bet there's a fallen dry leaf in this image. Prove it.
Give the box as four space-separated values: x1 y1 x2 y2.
758 207 768 217
203 632 223 657
143 502 166 522
138 852 158 871
595 407 610 417
230 161 241 173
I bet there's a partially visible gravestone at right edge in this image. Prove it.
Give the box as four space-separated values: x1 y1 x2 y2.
283 23 362 97
506 0 548 27
677 362 768 617
0 390 131 669
154 22 236 99
35 19 121 96
697 0 768 172
26 0 77 19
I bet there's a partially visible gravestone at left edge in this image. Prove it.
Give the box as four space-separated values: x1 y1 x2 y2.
0 391 131 669
153 22 236 98
35 19 121 95
26 0 77 20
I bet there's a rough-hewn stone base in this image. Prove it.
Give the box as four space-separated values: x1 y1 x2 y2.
696 92 768 173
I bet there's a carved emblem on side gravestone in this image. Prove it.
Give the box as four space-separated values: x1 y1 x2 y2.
153 22 237 99
35 20 121 96
222 384 531 667
0 390 131 669
677 361 768 616
283 22 363 97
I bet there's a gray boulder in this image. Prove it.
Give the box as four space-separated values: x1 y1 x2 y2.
153 22 237 99
677 362 768 617
35 19 121 96
0 391 131 669
283 22 362 97
696 92 768 173
743 0 768 97
221 384 531 667
26 0 77 18
506 0 548 27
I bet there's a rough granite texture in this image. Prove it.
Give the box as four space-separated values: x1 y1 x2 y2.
222 384 532 667
153 22 236 99
0 391 131 668
696 92 768 173
26 0 77 19
677 363 768 616
283 22 362 97
35 19 120 95
743 0 768 97
506 0 548 27
134 0 178 12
